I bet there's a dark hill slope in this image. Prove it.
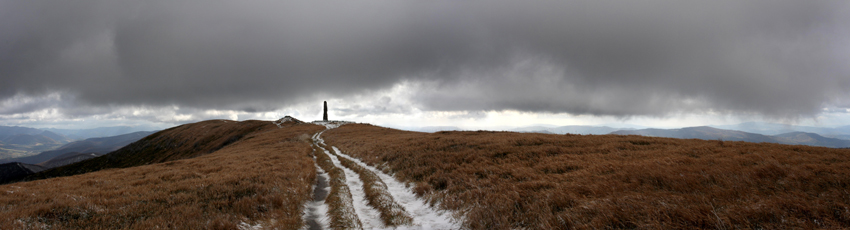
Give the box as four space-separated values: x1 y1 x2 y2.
0 162 45 184
38 152 100 169
23 120 276 181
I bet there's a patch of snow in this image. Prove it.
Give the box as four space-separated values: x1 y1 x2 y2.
312 121 353 129
332 146 461 230
237 222 261 230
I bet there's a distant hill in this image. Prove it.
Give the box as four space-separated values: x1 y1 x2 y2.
0 162 45 184
712 122 850 140
612 126 850 148
2 133 58 146
612 126 778 143
772 132 850 148
0 131 155 165
513 125 622 135
0 130 69 160
0 126 44 140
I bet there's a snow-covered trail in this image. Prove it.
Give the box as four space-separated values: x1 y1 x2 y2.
316 131 385 229
307 123 460 229
323 145 386 229
332 146 460 230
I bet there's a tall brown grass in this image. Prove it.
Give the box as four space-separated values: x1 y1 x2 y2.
323 124 850 229
0 120 324 229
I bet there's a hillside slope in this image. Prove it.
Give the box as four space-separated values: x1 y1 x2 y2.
323 124 850 229
23 120 273 181
0 119 323 229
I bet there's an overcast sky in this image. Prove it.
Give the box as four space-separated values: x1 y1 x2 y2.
2 1 850 130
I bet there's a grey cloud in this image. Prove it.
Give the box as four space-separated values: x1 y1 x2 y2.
1 1 849 119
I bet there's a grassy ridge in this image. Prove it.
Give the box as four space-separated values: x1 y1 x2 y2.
0 121 323 229
323 124 850 229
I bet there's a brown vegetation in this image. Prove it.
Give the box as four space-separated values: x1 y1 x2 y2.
0 120 324 229
322 124 850 229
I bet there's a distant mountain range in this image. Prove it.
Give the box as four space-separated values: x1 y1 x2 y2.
711 122 850 139
611 126 850 148
407 125 626 135
44 125 160 140
0 131 155 183
401 122 850 148
0 127 71 159
512 125 625 135
0 125 158 160
0 131 155 165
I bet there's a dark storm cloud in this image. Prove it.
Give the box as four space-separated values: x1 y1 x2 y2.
1 0 849 118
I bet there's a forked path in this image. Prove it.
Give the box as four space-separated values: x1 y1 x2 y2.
307 123 459 229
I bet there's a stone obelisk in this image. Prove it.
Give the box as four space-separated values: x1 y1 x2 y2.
323 101 328 121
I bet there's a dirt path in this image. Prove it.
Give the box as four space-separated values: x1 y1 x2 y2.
302 164 330 230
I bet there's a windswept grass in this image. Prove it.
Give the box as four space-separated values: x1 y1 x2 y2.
323 124 850 229
330 146 413 226
0 120 324 229
312 138 363 229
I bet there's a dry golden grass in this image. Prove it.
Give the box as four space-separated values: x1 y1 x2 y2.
0 120 324 229
323 124 850 229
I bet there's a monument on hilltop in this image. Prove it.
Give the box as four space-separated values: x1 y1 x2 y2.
323 101 328 121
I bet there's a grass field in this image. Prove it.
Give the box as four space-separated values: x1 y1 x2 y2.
4 120 850 229
322 124 850 229
0 120 323 229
